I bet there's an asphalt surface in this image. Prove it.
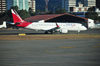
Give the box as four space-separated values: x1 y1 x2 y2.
0 39 100 66
0 28 100 35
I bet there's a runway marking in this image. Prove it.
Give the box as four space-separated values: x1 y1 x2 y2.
18 33 26 36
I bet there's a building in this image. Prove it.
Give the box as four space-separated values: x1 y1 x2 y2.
48 0 76 12
62 0 96 12
36 0 46 12
36 0 76 12
36 0 96 13
0 0 6 13
71 3 89 17
76 0 96 7
96 0 100 9
71 0 96 17
76 0 88 6
25 13 88 27
6 0 13 10
6 0 30 11
88 0 96 7
62 0 76 12
28 0 36 12
72 3 89 12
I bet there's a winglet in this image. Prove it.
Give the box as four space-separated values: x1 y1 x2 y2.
56 23 60 28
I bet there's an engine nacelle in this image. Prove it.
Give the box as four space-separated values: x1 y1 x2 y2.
60 29 68 33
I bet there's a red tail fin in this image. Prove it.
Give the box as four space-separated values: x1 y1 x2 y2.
11 9 32 27
11 9 24 24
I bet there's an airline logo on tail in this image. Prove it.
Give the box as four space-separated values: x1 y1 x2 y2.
11 9 23 23
11 9 32 27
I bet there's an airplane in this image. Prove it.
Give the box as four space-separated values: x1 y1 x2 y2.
11 9 87 34
0 21 7 28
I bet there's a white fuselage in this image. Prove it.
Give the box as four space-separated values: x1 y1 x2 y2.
26 22 87 33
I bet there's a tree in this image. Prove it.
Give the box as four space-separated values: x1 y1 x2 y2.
28 8 36 16
88 6 96 12
55 9 66 14
18 10 30 19
97 16 100 22
85 7 98 20
0 6 31 24
85 11 98 20
0 12 6 24
11 6 19 12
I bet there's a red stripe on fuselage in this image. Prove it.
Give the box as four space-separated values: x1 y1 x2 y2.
16 21 32 27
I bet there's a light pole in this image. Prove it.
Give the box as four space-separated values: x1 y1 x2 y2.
45 0 49 13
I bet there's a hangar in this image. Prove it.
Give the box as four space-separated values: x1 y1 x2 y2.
25 13 89 28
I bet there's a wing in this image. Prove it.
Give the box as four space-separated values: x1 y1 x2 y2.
46 23 60 34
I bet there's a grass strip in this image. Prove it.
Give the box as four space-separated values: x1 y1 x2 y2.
0 34 100 40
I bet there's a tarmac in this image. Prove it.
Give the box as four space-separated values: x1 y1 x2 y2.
0 28 100 66
0 39 100 66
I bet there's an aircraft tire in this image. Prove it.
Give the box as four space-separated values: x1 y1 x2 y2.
45 31 48 34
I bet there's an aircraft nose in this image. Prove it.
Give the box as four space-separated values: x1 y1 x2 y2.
82 26 87 30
